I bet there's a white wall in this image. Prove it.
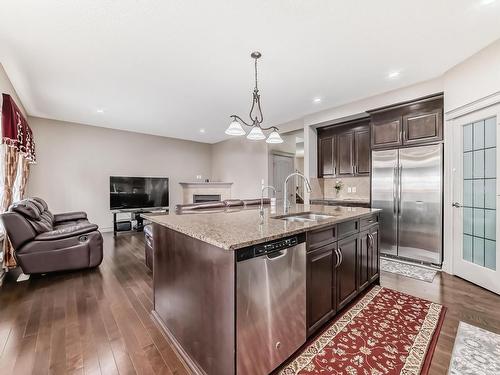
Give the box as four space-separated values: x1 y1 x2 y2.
444 39 500 113
211 137 268 199
27 117 212 230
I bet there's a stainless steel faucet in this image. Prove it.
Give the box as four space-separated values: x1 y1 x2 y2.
283 172 312 213
260 185 276 222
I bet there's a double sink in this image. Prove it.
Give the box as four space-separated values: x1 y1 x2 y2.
273 212 336 223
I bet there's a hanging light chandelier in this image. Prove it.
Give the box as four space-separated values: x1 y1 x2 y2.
225 52 283 144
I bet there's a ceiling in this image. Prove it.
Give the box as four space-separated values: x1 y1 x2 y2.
1 0 500 144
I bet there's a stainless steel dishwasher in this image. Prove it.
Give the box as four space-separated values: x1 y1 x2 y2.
236 233 306 375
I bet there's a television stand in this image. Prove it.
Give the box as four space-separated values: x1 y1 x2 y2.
113 208 168 236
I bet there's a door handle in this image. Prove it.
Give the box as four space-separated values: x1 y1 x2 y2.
452 202 462 208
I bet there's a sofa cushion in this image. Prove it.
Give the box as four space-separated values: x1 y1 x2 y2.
10 199 54 233
35 223 99 241
11 199 41 220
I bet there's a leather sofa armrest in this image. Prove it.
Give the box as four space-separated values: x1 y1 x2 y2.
53 211 88 224
35 223 98 241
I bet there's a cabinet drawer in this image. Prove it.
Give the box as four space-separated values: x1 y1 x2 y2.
337 219 359 240
360 214 378 230
307 225 336 251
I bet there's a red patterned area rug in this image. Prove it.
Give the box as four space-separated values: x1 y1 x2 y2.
279 286 446 375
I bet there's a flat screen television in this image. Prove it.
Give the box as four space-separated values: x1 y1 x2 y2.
110 176 169 210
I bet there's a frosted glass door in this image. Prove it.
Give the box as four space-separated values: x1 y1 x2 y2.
453 109 500 295
462 118 496 270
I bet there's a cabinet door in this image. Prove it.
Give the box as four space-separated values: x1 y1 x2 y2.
337 132 354 175
371 118 402 149
306 244 336 335
402 109 443 145
355 129 370 175
319 136 336 177
358 231 370 292
368 226 380 283
336 235 358 310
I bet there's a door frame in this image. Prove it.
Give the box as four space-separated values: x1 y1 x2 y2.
269 152 295 204
447 100 500 294
444 91 500 276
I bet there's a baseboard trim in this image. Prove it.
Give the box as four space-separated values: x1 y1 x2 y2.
150 310 206 375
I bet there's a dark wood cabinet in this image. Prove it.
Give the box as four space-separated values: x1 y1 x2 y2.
368 226 380 283
403 108 443 145
306 218 379 337
306 243 337 335
358 230 371 292
371 117 402 149
319 136 336 176
336 234 358 310
317 118 370 177
337 132 354 175
355 129 370 175
369 94 444 149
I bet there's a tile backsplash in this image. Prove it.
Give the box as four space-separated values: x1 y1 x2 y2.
319 176 370 200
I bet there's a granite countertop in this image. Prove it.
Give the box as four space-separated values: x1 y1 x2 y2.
145 204 380 251
310 197 371 204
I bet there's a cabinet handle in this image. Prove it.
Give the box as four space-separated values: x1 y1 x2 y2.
334 248 340 268
368 233 373 250
337 247 343 267
334 167 336 176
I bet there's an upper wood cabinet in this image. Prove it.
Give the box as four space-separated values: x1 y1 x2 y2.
337 132 354 175
317 119 370 177
354 129 370 175
403 109 443 145
371 117 402 149
318 136 336 176
369 94 443 149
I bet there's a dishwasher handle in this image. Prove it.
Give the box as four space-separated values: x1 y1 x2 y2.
266 249 288 260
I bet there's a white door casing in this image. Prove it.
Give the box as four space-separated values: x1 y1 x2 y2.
450 104 500 294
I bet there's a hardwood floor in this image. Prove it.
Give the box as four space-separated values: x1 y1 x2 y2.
0 233 189 375
1 232 500 374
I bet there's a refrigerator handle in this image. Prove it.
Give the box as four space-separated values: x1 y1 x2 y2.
393 164 398 215
398 164 402 216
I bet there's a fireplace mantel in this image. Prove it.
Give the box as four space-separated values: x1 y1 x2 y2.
179 182 233 204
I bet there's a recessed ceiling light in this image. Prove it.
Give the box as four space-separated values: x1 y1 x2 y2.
387 71 401 79
199 128 206 133
96 108 105 113
313 97 322 103
481 0 496 5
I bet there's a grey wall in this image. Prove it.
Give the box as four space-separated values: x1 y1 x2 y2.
27 117 212 230
211 137 268 199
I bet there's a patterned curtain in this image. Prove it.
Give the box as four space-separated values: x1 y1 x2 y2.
1 146 19 268
17 156 31 199
1 94 36 269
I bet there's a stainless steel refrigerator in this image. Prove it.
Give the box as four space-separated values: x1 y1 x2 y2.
371 144 443 265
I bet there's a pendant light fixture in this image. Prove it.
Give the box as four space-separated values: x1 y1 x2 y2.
225 52 283 144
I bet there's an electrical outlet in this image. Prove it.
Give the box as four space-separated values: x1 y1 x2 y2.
196 175 202 180
352 187 357 193
347 186 352 193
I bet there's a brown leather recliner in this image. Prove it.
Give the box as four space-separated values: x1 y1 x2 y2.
1 197 103 274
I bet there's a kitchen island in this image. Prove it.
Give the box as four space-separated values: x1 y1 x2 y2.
146 204 380 375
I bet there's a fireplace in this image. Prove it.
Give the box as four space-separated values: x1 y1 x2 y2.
193 194 221 203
